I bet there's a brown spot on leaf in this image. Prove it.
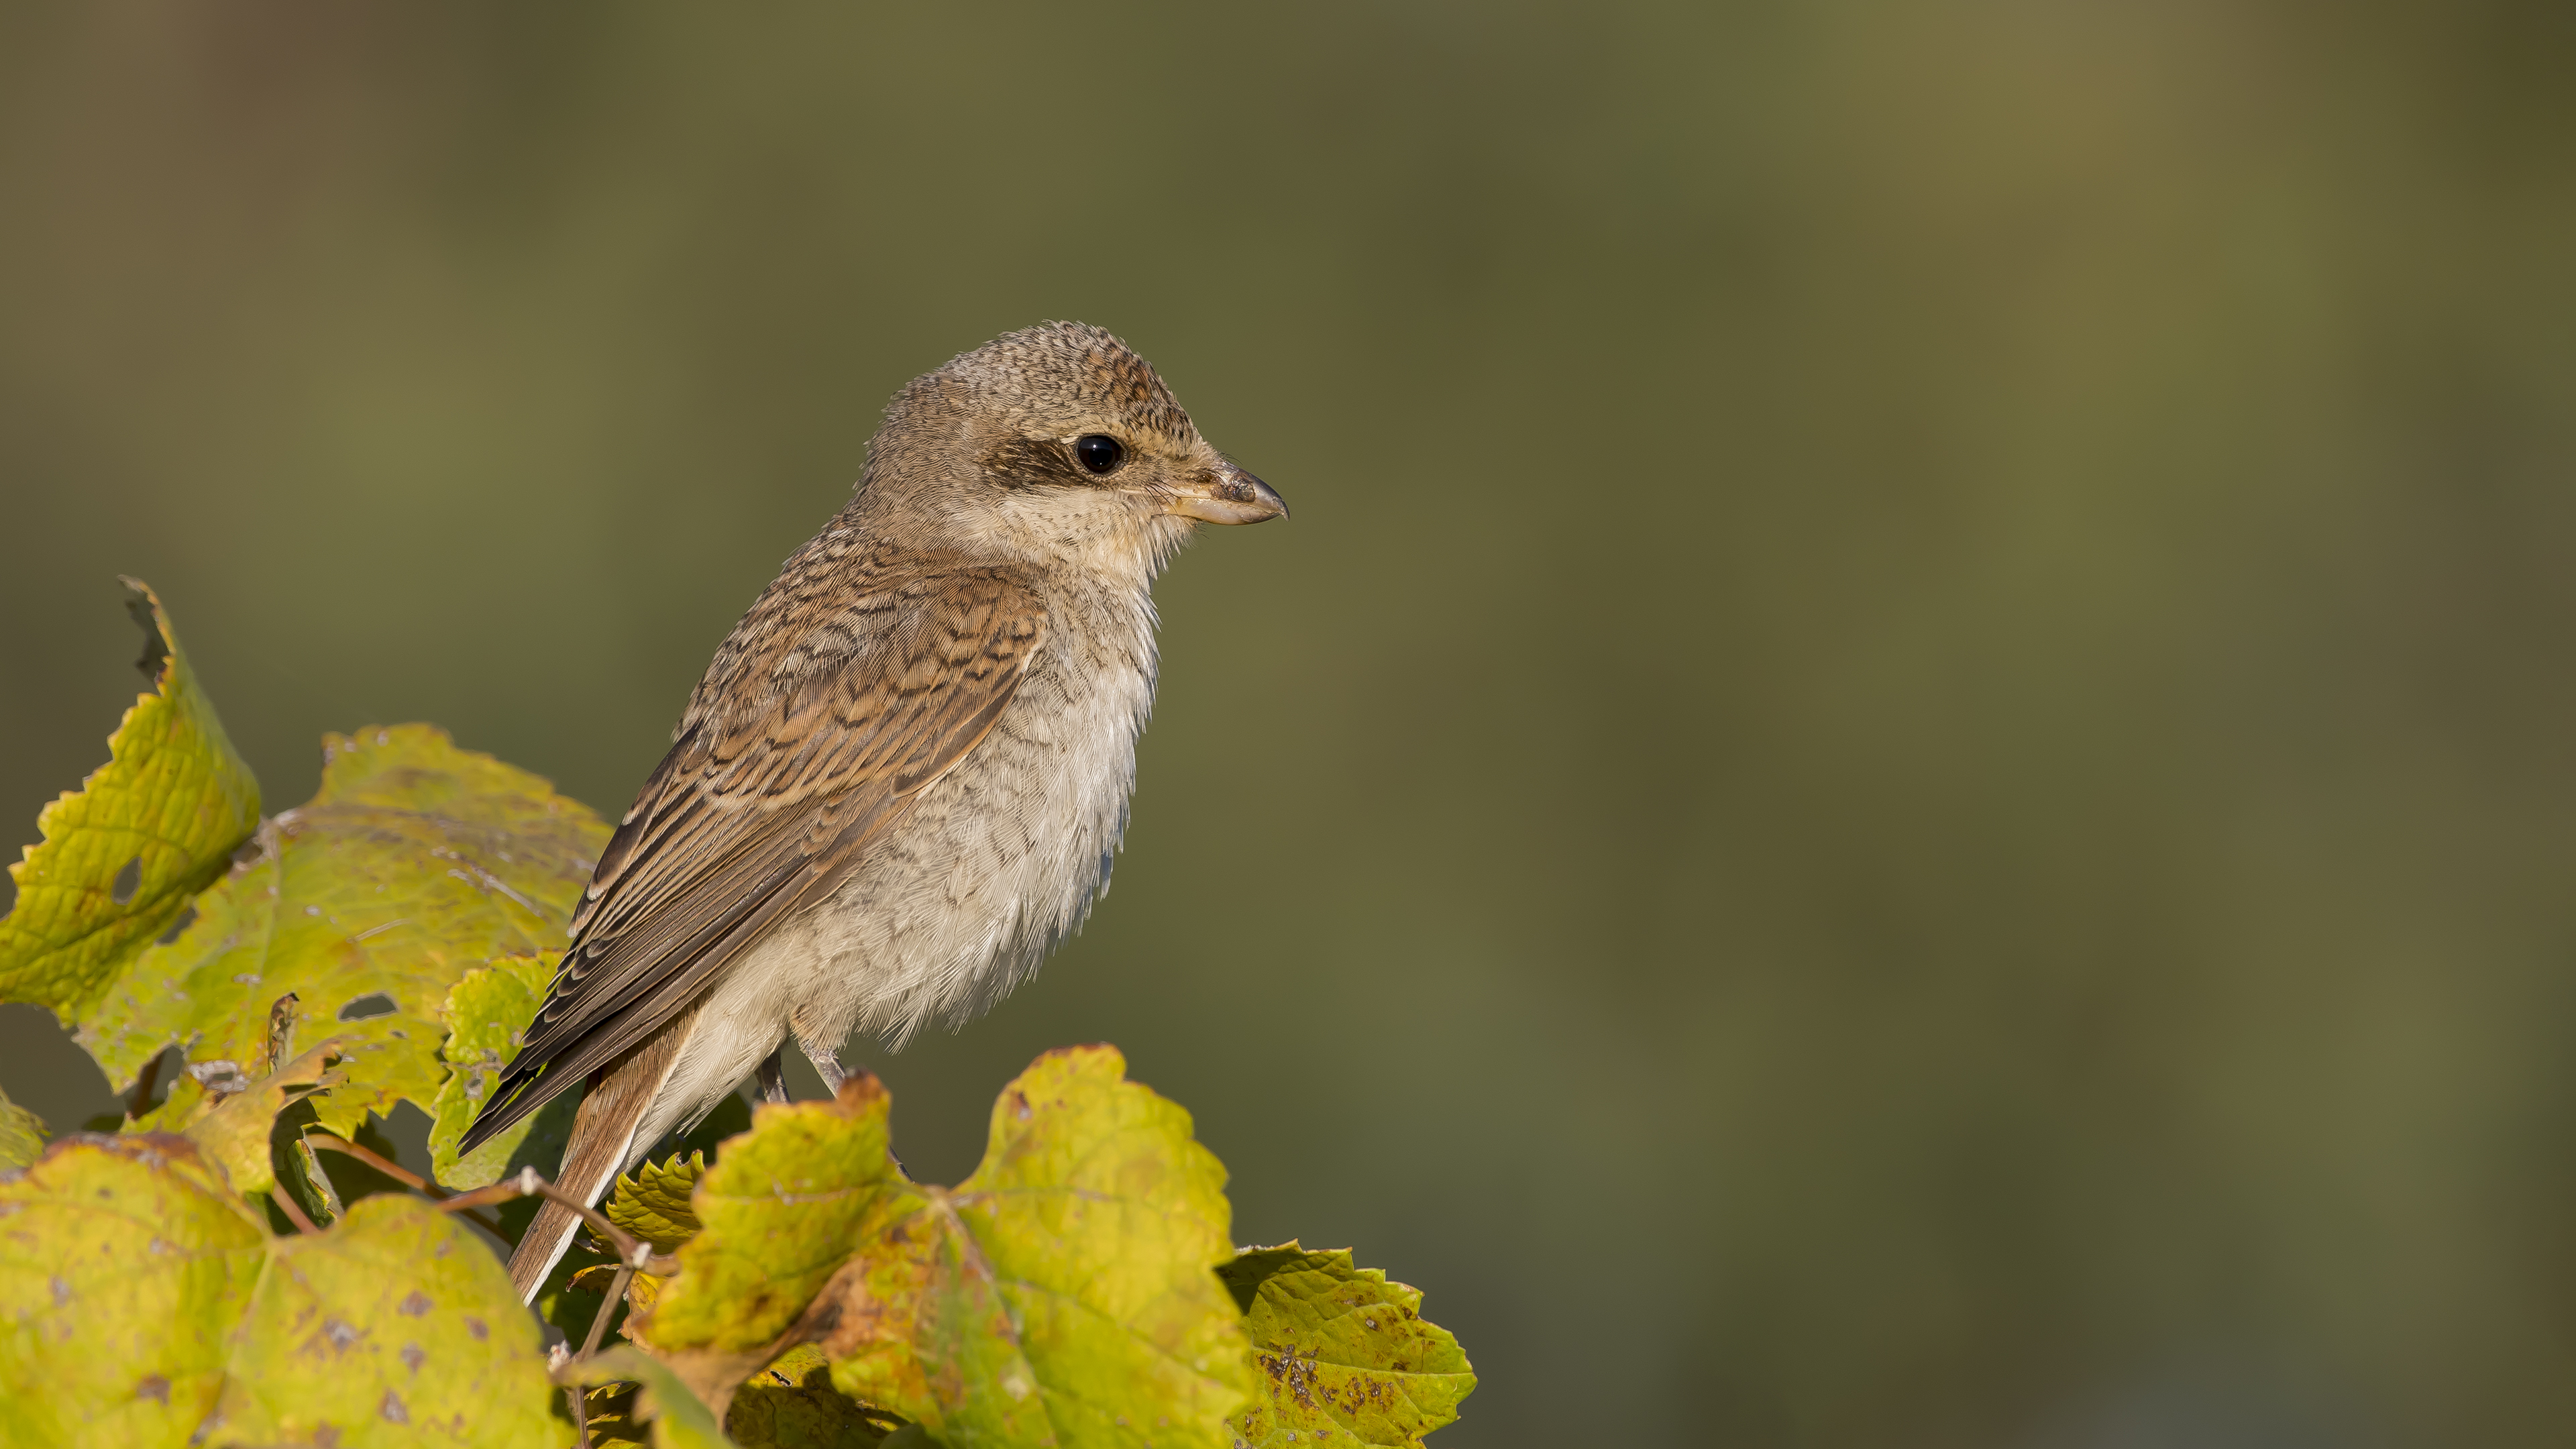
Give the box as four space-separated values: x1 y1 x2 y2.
401 1342 425 1373
464 1316 488 1340
136 1374 169 1404
398 1291 432 1316
380 1390 407 1424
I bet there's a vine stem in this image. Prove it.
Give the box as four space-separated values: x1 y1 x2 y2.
268 1187 319 1234
301 1132 507 1238
565 1367 591 1449
435 1167 682 1277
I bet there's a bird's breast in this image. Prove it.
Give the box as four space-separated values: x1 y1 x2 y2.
768 580 1161 1046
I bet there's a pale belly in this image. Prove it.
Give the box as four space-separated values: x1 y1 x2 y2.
631 619 1155 1155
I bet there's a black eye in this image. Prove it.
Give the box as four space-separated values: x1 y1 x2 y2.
1074 434 1125 475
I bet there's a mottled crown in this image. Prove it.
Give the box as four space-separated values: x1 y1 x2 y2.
917 321 1196 445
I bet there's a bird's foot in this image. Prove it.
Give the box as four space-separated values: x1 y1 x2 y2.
755 1051 790 1104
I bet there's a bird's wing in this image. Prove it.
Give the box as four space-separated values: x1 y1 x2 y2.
458 565 1045 1152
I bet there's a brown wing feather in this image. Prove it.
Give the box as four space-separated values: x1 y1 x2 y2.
459 561 1044 1153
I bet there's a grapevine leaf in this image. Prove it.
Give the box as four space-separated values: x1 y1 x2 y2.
178 1038 345 1199
564 1346 737 1449
0 1132 567 1448
0 1084 45 1171
639 1077 912 1359
0 1134 266 1447
724 1346 900 1448
77 724 608 1137
0 580 261 1018
608 1150 711 1254
642 1046 1252 1449
429 954 577 1189
856 1044 1251 1449
211 1193 569 1447
1216 1246 1474 1448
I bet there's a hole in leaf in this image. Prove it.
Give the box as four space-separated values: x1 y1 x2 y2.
111 855 142 905
156 904 197 946
337 993 398 1022
122 1044 186 1117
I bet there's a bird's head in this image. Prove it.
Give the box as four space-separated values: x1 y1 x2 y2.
852 321 1285 580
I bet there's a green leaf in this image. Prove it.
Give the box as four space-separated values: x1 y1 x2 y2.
271 1097 348 1228
608 1150 711 1255
641 1078 912 1357
428 954 576 1189
178 1038 344 1199
644 1046 1254 1449
77 723 609 1137
0 1132 568 1448
725 1346 900 1448
0 1084 45 1171
877 1044 1250 1449
1216 1246 1474 1448
0 580 260 1018
212 1193 570 1447
565 1346 738 1449
0 1134 267 1447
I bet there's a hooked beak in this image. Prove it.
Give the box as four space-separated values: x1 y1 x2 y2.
1165 462 1287 525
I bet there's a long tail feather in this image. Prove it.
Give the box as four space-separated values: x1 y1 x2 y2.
508 1008 699 1303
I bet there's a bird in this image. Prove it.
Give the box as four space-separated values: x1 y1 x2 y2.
458 321 1285 1301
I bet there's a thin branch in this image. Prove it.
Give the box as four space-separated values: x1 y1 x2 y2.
584 1260 637 1358
573 1238 657 1442
302 1131 436 1192
551 1344 592 1449
269 1186 319 1235
302 1132 506 1238
437 1167 681 1277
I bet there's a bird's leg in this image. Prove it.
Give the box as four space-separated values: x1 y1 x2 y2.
802 1043 847 1094
755 1050 790 1105
789 1026 892 1171
789 1022 847 1094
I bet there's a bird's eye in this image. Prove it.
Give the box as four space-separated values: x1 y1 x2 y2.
1074 434 1125 475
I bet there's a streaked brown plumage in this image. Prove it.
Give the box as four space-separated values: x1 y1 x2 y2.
460 322 1283 1299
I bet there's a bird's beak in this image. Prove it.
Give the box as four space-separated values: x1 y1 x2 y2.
1165 463 1287 525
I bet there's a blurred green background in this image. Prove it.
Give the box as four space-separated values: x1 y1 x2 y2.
5 2 2575 1444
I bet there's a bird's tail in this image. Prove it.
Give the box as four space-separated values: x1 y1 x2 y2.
508 1006 700 1303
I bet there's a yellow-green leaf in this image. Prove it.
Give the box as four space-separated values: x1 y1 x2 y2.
1216 1246 1474 1448
640 1078 913 1356
0 1084 45 1172
565 1346 737 1449
429 954 576 1189
0 580 260 1018
78 724 608 1136
645 1046 1253 1449
608 1150 711 1255
0 1134 267 1448
879 1044 1250 1449
0 1132 568 1448
214 1193 568 1447
725 1346 899 1449
178 1039 344 1199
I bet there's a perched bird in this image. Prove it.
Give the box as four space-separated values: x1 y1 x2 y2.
460 322 1284 1299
